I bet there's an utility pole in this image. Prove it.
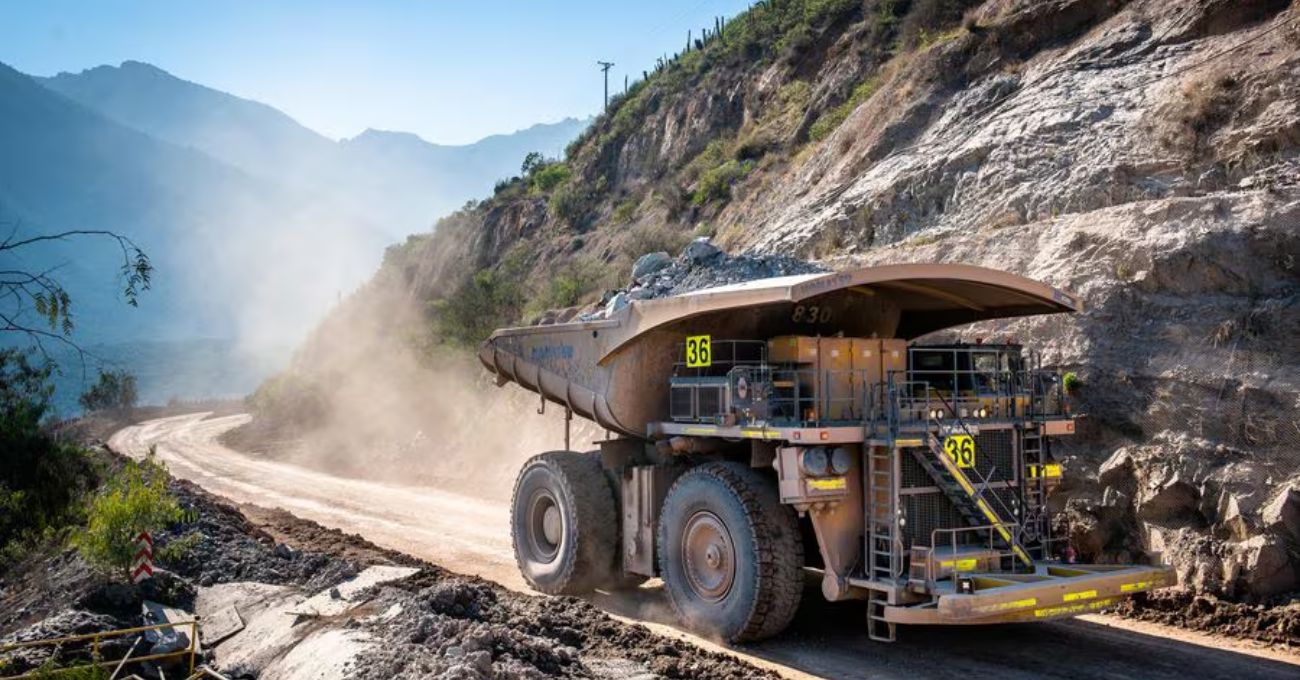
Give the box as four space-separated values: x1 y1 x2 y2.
597 61 614 112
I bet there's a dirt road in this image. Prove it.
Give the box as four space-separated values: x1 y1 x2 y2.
110 413 1300 680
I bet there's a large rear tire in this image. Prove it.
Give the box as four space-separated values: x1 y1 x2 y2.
510 451 622 594
657 462 804 643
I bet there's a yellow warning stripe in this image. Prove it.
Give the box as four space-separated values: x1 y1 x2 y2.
1120 579 1162 593
684 426 716 435
1062 589 1097 602
974 597 1038 614
939 558 979 570
1033 598 1117 619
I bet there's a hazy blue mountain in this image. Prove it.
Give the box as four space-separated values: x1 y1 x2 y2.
40 62 590 235
0 60 389 349
39 61 336 188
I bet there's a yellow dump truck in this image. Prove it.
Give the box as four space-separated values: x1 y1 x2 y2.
480 263 1173 642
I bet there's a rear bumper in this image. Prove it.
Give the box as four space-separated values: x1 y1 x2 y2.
885 563 1176 625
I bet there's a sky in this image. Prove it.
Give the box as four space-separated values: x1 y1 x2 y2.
0 0 754 145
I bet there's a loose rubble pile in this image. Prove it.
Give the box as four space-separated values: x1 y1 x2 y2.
1053 431 1300 600
547 237 825 324
350 576 773 680
2 460 774 679
1112 589 1300 646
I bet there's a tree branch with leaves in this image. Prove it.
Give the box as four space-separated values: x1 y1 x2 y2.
0 223 153 358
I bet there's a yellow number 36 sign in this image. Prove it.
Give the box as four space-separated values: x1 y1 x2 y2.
685 335 712 368
944 435 976 469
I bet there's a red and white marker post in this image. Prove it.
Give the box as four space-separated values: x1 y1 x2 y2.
131 531 154 584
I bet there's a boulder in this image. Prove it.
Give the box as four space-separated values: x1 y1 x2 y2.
1262 486 1300 540
682 237 721 264
631 251 672 282
1137 478 1201 525
1098 447 1137 492
1227 535 1297 598
1213 492 1253 542
604 292 629 317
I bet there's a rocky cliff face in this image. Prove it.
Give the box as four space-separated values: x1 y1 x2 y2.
276 0 1300 599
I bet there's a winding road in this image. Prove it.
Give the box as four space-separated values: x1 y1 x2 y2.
110 413 1299 680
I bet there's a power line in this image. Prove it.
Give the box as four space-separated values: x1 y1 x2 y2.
598 61 618 111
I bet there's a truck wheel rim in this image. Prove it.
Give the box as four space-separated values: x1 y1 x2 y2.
682 511 735 602
528 490 562 561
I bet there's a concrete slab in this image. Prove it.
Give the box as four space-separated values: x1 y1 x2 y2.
193 567 417 679
286 565 420 618
203 605 245 646
260 629 373 680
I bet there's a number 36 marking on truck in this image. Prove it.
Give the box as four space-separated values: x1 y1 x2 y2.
944 435 976 469
685 335 712 368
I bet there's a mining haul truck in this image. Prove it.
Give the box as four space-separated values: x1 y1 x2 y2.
479 263 1173 642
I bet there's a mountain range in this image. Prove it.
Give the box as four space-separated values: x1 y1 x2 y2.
38 61 589 235
0 59 588 348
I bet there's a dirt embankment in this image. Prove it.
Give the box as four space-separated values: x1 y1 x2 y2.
0 449 775 679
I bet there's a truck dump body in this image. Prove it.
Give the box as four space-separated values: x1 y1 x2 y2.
483 262 1171 643
479 263 1080 437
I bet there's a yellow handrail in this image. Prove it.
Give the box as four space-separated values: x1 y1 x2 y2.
0 620 197 679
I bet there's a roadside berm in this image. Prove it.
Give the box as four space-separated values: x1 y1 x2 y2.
1 466 775 679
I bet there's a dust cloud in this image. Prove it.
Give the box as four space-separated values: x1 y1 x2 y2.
228 267 598 502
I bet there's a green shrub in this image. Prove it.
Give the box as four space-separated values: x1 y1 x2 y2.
435 250 529 346
530 162 572 193
26 660 110 680
532 259 606 313
684 139 731 183
693 160 751 206
78 369 138 414
809 75 882 142
613 199 637 224
549 181 600 229
73 452 182 578
1062 372 1082 394
0 350 101 558
520 151 545 176
157 530 203 564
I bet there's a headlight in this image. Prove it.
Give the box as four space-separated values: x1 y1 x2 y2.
977 407 989 418
829 447 852 475
800 447 829 477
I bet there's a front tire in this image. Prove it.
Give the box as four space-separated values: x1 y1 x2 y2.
510 451 620 594
657 462 804 643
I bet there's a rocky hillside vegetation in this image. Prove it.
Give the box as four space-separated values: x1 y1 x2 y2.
259 0 1300 602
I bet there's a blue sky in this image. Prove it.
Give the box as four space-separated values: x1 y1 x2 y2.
1 0 754 144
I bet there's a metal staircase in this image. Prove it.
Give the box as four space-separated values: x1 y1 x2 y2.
910 426 1034 569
